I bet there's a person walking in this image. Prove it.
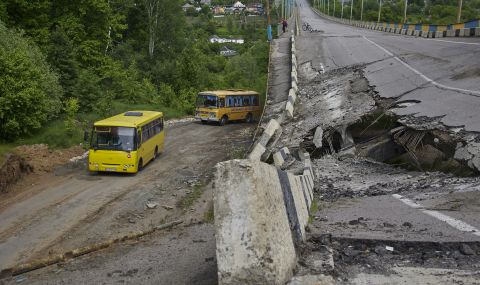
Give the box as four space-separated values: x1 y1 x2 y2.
281 19 288 33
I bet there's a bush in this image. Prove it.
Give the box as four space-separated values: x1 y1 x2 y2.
0 21 62 141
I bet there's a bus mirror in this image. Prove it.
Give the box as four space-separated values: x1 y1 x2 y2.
84 130 89 142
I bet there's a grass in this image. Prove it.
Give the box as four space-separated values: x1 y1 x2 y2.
176 184 205 210
226 145 247 160
203 203 214 223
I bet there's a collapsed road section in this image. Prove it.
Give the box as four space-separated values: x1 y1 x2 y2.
213 0 480 284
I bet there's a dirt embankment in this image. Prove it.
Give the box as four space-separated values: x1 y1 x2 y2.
0 154 32 193
0 144 85 194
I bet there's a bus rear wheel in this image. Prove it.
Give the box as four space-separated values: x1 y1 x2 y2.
153 147 158 160
219 116 228 126
245 113 254 123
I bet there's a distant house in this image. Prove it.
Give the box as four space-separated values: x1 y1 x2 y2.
209 35 244 44
220 46 238 57
233 1 246 9
246 3 263 14
200 0 211 5
182 3 194 12
213 6 224 14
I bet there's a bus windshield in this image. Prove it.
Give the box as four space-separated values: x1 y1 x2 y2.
91 126 136 151
196 94 218 108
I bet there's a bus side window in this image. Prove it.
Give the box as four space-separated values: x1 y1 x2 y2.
227 96 234 107
243 96 250 106
137 129 142 147
219 98 225 108
252 96 258 106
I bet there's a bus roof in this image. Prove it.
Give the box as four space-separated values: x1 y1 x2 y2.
94 111 163 128
198 89 259 97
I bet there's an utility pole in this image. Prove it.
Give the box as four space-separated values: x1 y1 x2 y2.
333 0 336 17
456 0 463 23
266 0 272 41
328 0 330 14
403 0 408 23
360 0 364 21
341 0 344 18
350 0 354 20
377 0 381 23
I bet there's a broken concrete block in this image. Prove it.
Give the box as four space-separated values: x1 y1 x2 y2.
286 101 294 118
273 147 291 168
313 126 324 148
288 88 297 104
214 159 297 285
454 146 473 161
247 143 266 161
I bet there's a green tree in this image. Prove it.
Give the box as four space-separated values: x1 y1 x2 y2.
0 21 62 140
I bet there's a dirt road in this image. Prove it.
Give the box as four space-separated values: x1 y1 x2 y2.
0 120 254 271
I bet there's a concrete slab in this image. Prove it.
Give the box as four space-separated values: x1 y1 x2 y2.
214 159 296 285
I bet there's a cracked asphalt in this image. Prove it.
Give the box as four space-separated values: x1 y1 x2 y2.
296 0 480 132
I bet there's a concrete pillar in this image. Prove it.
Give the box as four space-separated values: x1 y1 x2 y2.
475 27 480 37
459 28 466 37
446 29 455 37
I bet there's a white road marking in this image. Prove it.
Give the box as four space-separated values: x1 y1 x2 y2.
392 194 480 237
422 38 480 46
362 36 480 97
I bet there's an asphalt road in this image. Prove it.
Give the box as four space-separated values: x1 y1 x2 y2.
296 0 480 132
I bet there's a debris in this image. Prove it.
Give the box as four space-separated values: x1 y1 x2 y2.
385 246 394 252
162 205 174 210
459 244 475 255
146 202 158 209
313 126 324 148
15 275 27 283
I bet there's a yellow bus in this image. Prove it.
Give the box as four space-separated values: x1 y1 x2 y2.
195 89 262 125
88 111 164 173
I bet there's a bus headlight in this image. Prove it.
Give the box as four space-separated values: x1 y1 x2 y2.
209 112 216 119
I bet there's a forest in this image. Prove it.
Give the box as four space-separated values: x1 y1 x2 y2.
0 0 270 148
314 0 480 24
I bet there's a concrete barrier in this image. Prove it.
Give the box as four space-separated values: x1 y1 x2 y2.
459 28 466 37
214 159 297 285
446 29 455 37
475 27 480 36
434 31 443 38
248 119 280 160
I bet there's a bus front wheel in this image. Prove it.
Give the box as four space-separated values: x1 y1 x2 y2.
138 158 143 172
219 116 228 126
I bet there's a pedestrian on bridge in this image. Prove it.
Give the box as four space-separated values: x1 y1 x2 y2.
281 19 288 33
